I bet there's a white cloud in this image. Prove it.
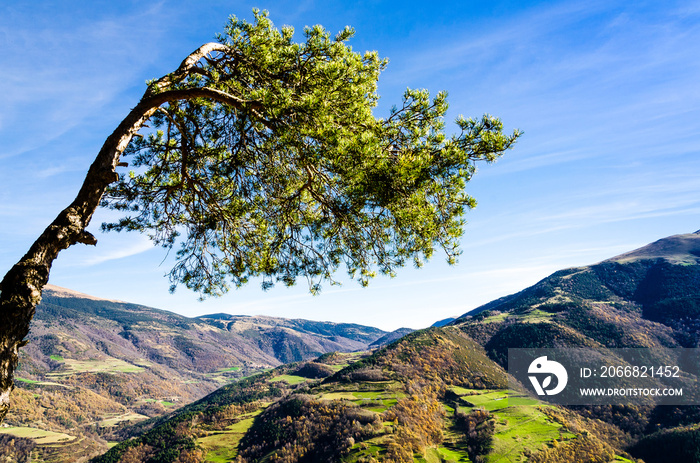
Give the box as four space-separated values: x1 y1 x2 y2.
62 235 155 267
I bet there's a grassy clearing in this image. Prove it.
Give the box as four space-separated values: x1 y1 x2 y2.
476 309 554 325
0 426 75 444
346 437 387 462
354 391 386 399
365 399 397 413
319 391 358 400
435 445 471 462
442 390 573 463
478 312 509 324
319 390 386 400
200 431 243 462
488 404 574 462
449 386 481 396
15 377 71 388
318 389 401 413
141 398 177 407
462 390 510 411
331 352 365 364
46 358 144 376
15 377 39 384
205 366 242 377
269 374 308 385
198 412 262 462
515 309 555 323
99 412 149 428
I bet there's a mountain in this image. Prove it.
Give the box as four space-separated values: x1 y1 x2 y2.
195 313 384 363
0 285 385 462
431 317 457 327
452 231 700 461
605 230 700 264
93 327 636 463
367 327 414 348
457 231 700 354
92 231 700 463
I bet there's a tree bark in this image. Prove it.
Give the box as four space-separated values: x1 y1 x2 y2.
0 42 239 422
0 97 157 422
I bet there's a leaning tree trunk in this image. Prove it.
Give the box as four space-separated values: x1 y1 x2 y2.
0 43 234 422
0 99 157 422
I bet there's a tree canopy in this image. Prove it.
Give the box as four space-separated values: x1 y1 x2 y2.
100 10 520 297
0 10 518 423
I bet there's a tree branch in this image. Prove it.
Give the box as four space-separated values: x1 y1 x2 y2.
152 42 232 92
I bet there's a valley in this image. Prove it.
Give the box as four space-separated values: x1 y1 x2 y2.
4 232 700 462
0 286 386 462
93 328 638 463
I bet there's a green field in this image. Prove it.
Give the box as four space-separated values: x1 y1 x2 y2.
46 358 145 376
476 309 555 325
483 395 574 463
440 388 576 463
15 377 72 388
0 426 75 444
198 412 262 462
141 398 177 407
316 381 405 412
433 445 471 462
269 374 308 385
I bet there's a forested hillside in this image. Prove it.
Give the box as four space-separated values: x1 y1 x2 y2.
8 233 700 462
0 286 385 462
94 327 635 462
92 232 700 462
455 232 700 462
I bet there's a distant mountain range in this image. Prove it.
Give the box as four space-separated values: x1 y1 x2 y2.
35 285 385 369
0 286 387 461
5 231 700 463
368 327 415 348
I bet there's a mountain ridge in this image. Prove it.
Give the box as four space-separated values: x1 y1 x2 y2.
1 285 387 462
7 232 700 462
95 232 700 463
603 231 700 265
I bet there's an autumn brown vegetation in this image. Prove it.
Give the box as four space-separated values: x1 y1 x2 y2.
240 395 381 462
0 434 35 463
381 383 445 462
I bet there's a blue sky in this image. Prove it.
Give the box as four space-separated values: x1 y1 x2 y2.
2 1 700 331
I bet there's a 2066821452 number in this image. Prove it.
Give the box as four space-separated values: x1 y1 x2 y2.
600 365 680 378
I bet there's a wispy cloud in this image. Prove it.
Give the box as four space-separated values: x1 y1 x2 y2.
4 0 700 330
62 235 155 267
381 0 700 179
0 3 170 160
34 165 79 179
